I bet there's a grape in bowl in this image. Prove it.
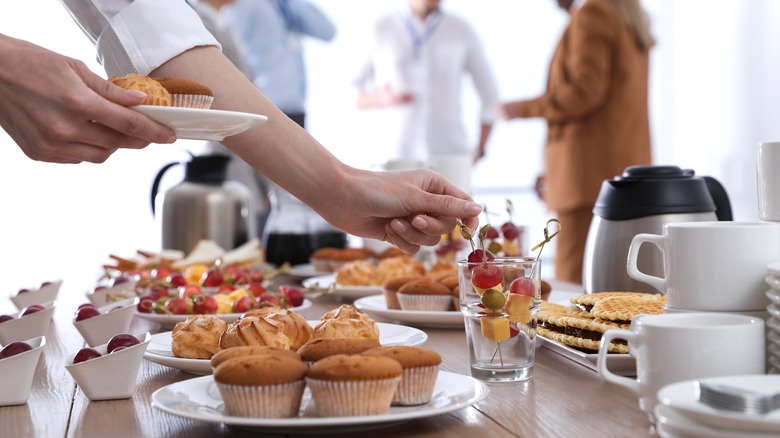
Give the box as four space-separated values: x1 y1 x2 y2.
0 336 46 406
73 298 138 347
0 301 56 345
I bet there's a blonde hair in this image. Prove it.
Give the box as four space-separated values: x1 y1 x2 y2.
608 0 655 50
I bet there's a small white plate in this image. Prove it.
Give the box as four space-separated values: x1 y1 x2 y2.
766 290 780 306
767 316 780 334
133 299 312 329
302 275 383 300
537 336 636 376
654 404 778 438
658 375 780 434
769 304 780 319
768 330 780 349
766 275 780 291
287 264 330 279
354 295 462 329
132 105 268 141
143 321 427 375
151 371 488 433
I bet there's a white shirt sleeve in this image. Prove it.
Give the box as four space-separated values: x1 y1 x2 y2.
60 0 220 77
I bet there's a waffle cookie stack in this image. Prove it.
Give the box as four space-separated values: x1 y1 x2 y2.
537 292 665 354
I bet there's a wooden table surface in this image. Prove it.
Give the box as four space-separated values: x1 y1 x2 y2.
0 276 658 438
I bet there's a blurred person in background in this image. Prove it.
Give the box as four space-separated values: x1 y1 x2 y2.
353 0 499 167
224 0 347 266
498 0 654 283
188 0 273 239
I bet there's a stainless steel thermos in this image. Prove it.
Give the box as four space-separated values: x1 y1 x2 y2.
151 154 256 253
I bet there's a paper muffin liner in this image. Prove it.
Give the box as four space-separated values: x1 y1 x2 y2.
216 380 305 418
383 288 401 310
306 376 401 417
397 293 453 311
310 258 332 273
169 94 214 109
394 365 440 405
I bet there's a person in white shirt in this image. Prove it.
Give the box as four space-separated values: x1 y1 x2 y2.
354 0 499 164
0 0 482 253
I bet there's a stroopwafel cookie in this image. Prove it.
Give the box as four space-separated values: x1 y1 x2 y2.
569 291 664 312
590 295 664 323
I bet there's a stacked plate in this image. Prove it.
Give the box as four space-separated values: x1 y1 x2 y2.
764 262 780 373
655 375 780 438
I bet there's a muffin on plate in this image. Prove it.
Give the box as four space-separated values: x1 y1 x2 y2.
213 354 307 418
109 73 170 106
362 346 441 405
170 314 227 359
313 305 380 341
305 354 402 417
297 337 380 365
382 276 425 310
210 345 301 369
154 77 214 109
396 279 454 311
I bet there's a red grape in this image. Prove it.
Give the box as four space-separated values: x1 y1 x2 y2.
192 294 218 314
501 222 519 240
233 295 255 313
167 273 187 288
471 264 502 289
0 314 15 323
467 249 495 264
16 288 30 295
257 293 280 307
106 333 140 353
247 282 265 298
279 285 305 307
164 297 188 315
485 228 500 240
73 306 101 322
136 296 156 313
509 277 535 297
0 341 32 359
73 347 102 363
21 305 45 316
201 270 224 287
77 303 97 310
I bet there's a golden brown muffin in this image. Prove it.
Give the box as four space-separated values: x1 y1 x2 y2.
310 247 341 272
297 337 380 363
313 305 380 340
334 260 380 286
171 314 228 359
305 354 403 416
110 73 171 106
377 255 426 283
153 77 214 109
333 248 372 262
375 247 405 259
436 274 459 291
362 346 441 405
214 354 307 418
382 275 425 310
219 307 313 350
210 345 301 369
397 279 454 311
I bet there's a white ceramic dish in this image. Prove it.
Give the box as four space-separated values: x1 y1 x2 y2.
353 295 462 329
74 298 138 347
654 404 778 438
768 262 780 277
768 330 780 349
287 264 330 279
144 321 427 375
302 274 383 300
65 332 151 401
151 371 488 433
85 280 138 308
133 299 313 329
766 289 780 306
766 274 780 290
662 304 770 320
0 301 55 345
537 335 636 376
657 374 780 433
132 106 268 141
766 316 780 333
10 280 62 310
0 336 45 406
768 303 780 319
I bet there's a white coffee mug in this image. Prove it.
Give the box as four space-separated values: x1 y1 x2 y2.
758 141 780 221
627 221 780 311
598 313 765 417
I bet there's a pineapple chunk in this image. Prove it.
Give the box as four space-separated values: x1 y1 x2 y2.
506 294 533 323
213 293 234 314
183 263 208 285
481 315 510 342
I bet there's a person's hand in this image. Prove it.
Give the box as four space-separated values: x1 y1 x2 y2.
375 84 414 107
318 167 482 254
496 101 521 120
0 35 176 164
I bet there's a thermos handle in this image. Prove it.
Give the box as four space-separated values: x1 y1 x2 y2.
150 162 180 216
626 233 667 294
598 329 639 394
703 176 733 221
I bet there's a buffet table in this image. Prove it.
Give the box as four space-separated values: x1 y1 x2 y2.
0 278 657 438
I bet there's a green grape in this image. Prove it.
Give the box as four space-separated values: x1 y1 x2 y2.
481 288 507 310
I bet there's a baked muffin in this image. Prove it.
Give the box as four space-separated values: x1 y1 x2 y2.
377 255 426 283
110 73 171 106
331 248 373 270
305 354 402 417
153 77 214 109
171 314 227 359
362 346 441 405
335 260 380 286
309 247 341 272
375 247 405 260
210 345 301 369
382 276 425 310
219 307 313 350
214 354 307 418
297 337 380 364
313 305 380 341
396 279 454 311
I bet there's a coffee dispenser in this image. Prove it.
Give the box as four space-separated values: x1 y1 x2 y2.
582 165 732 294
151 154 256 253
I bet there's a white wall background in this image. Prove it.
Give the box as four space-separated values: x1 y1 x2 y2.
1 0 778 296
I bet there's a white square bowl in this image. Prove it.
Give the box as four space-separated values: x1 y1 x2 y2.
0 301 55 345
85 279 138 308
10 280 62 310
65 331 150 401
73 298 138 347
0 336 46 406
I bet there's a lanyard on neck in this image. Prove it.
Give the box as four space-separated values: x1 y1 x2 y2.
277 0 299 33
401 10 443 58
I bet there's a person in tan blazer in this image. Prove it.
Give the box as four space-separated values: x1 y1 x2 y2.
499 0 654 283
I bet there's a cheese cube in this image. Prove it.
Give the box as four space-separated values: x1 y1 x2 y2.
481 315 510 342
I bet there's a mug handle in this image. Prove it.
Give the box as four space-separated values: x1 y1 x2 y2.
626 233 667 294
598 329 639 393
